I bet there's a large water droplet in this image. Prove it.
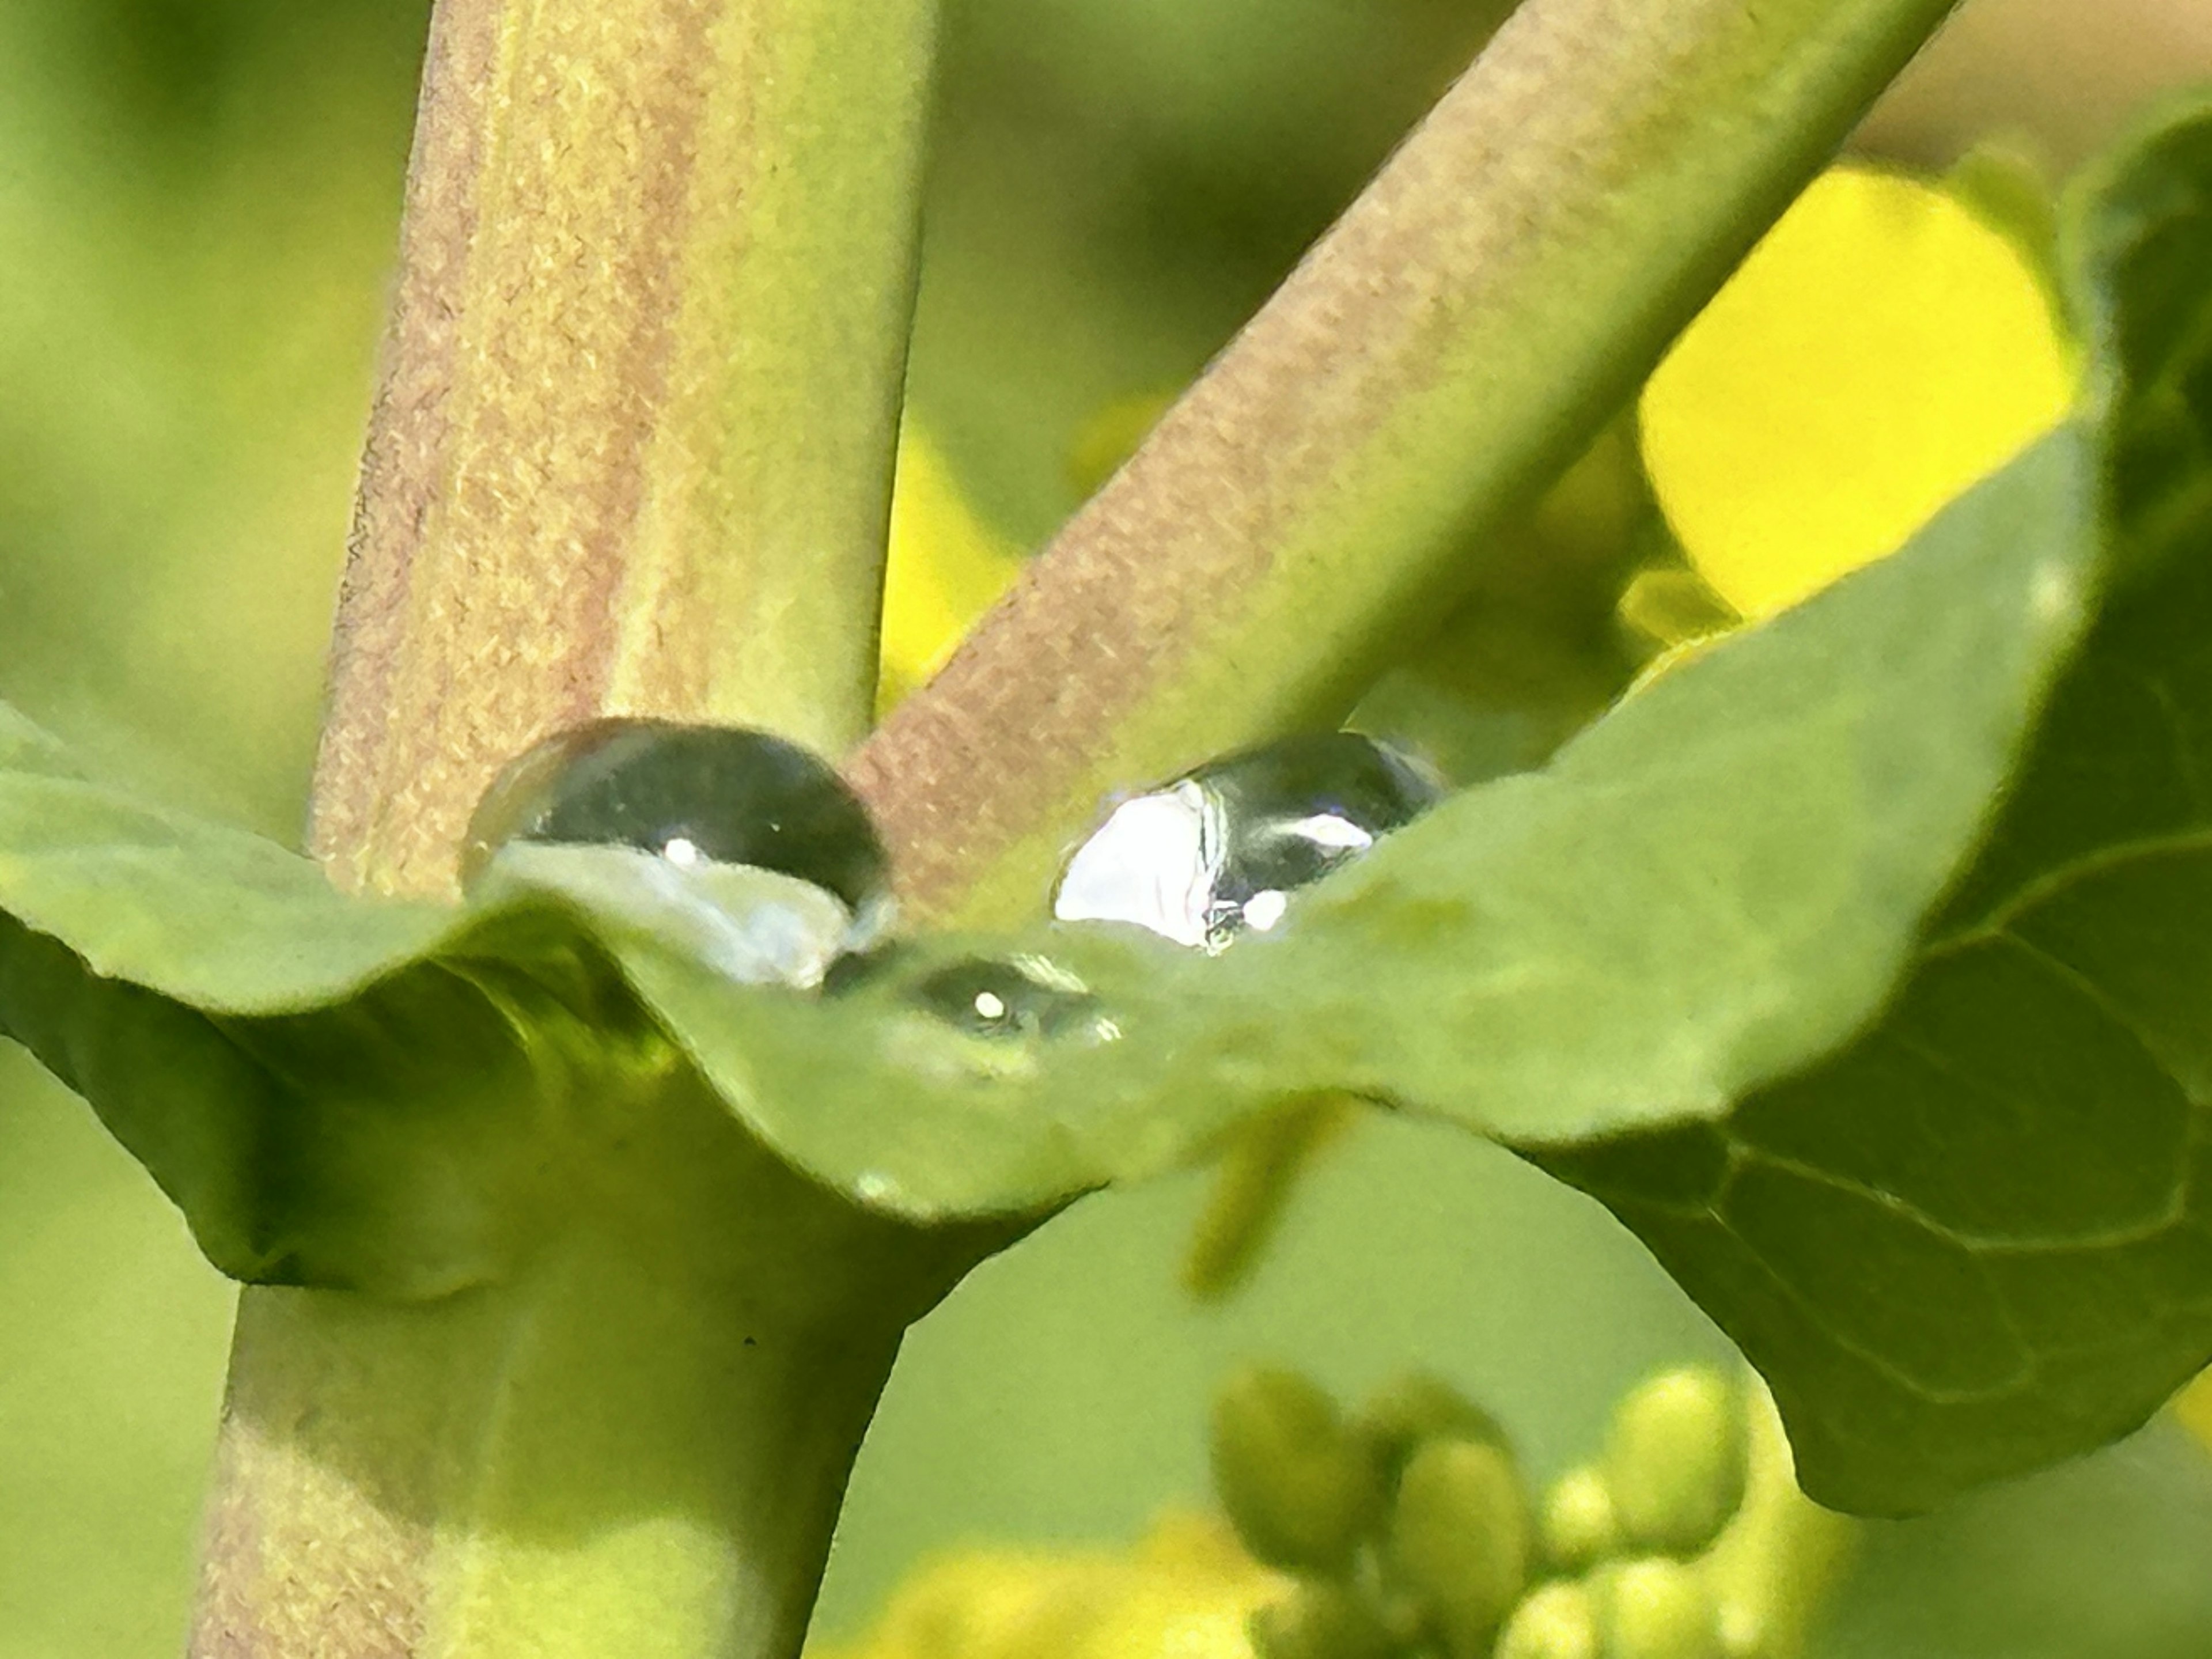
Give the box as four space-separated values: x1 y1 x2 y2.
464 719 888 905
463 719 891 987
910 954 1115 1043
1053 732 1441 950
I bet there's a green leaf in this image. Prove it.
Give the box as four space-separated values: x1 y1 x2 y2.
661 430 2088 1214
0 120 2175 1517
1539 514 2212 1514
1543 99 2212 1517
0 710 654 1293
0 421 2089 1299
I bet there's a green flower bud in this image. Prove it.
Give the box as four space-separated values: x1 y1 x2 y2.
1251 1582 1398 1659
1358 1371 1509 1486
1596 1558 1723 1659
1603 1366 1746 1556
1385 1438 1532 1659
1497 1582 1602 1659
1212 1365 1386 1573
1541 1465 1622 1571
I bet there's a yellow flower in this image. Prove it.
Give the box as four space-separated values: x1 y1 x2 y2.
812 1510 1289 1659
1638 163 2076 623
877 426 1027 717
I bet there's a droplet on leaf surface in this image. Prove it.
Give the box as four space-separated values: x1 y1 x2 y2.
1054 732 1442 950
910 955 1112 1043
464 718 888 905
463 719 891 987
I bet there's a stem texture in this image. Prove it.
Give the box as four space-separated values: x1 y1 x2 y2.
201 0 946 1653
849 0 1964 928
190 1074 990 1659
310 0 937 899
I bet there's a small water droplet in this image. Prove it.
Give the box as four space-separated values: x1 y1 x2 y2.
463 719 892 986
912 954 1111 1041
1054 732 1441 950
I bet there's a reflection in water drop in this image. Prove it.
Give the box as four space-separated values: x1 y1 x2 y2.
911 955 1116 1043
1053 732 1441 950
463 719 892 987
464 718 889 908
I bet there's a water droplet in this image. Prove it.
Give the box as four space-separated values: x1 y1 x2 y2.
1054 732 1441 950
911 953 1111 1042
463 719 892 987
464 719 888 904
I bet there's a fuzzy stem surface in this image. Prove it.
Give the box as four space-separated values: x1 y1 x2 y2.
200 0 945 1653
190 1074 994 1659
310 0 936 899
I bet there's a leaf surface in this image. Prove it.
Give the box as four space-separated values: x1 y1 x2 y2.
0 428 2088 1277
1544 97 2212 1514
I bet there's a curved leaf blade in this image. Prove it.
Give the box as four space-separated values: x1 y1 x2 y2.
0 427 2091 1272
1543 97 2212 1516
623 431 2089 1214
1540 542 2212 1513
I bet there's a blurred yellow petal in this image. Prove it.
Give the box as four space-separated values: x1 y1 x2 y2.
817 1511 1286 1659
878 427 1025 716
1638 164 2075 620
1073 1512 1286 1659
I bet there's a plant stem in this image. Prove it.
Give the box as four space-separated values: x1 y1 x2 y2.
200 0 946 1653
309 0 937 899
191 1073 995 1659
849 0 1964 929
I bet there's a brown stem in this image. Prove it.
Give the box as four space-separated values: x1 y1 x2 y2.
310 0 936 900
197 0 944 1652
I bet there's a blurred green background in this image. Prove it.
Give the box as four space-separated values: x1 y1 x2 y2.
6 2 2212 1655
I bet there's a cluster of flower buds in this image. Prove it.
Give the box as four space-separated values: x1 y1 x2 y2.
1209 1362 1854 1659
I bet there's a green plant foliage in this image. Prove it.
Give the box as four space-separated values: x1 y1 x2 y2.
1540 98 2212 1517
670 433 2086 1200
0 416 2086 1267
9 95 2212 1537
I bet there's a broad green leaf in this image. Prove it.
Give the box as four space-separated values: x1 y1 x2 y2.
1538 518 2212 1514
0 425 2089 1291
656 431 2088 1215
1542 99 2212 1517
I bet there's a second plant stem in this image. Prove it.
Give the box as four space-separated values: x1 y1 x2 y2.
852 0 1967 930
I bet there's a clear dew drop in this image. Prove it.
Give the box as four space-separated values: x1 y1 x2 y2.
461 719 892 987
1052 731 1442 950
910 953 1114 1043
